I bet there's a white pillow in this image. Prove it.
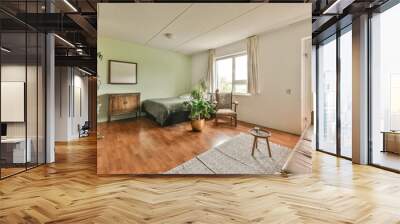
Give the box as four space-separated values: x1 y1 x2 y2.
179 93 191 100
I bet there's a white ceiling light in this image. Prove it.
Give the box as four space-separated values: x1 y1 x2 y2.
63 0 78 12
76 48 84 55
78 67 92 76
1 47 11 53
164 33 174 39
323 0 354 15
54 34 75 48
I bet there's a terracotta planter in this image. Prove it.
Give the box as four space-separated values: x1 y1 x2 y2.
191 119 205 131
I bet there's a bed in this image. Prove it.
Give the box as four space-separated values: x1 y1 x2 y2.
142 96 190 126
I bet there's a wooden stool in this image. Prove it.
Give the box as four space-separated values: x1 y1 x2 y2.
249 128 272 157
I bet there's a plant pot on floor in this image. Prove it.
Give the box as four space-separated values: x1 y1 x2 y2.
191 119 205 131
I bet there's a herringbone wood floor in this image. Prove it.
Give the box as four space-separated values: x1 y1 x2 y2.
1 136 400 223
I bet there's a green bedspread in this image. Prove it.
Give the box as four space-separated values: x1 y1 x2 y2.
142 97 189 126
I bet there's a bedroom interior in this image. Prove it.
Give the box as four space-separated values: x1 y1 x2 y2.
97 3 314 174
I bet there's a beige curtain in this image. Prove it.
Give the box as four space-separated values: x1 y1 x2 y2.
206 49 215 93
247 36 260 94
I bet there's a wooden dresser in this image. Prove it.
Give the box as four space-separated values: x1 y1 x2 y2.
382 131 400 154
108 93 140 122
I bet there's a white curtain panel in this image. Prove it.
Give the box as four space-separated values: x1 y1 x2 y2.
247 36 260 94
207 49 215 93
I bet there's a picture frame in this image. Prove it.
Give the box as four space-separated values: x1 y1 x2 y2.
108 60 137 84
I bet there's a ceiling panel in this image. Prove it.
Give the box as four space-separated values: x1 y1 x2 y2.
176 4 311 54
98 3 311 55
147 3 260 50
98 3 191 44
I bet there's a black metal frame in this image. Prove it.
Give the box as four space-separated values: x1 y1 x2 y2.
336 28 341 158
367 10 373 167
315 44 319 151
0 22 2 179
0 0 47 180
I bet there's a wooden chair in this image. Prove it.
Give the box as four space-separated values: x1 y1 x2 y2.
213 89 238 127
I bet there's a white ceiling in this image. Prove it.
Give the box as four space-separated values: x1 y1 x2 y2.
98 3 311 55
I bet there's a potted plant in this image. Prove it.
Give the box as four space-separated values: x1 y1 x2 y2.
185 88 215 131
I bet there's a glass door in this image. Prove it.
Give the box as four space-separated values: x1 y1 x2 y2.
317 35 337 155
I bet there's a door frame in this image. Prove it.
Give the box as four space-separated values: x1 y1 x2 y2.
301 36 312 132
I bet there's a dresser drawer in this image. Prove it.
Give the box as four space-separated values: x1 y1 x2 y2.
108 93 140 121
123 95 139 111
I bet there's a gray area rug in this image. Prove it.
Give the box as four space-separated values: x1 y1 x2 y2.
165 133 292 174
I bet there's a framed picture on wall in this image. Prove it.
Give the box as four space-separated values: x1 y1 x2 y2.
108 60 137 84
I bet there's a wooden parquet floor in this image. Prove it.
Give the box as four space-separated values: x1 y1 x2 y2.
1 136 400 223
97 118 300 174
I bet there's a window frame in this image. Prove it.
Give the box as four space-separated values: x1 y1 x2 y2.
215 52 248 95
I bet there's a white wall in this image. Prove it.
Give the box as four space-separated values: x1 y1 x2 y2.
191 52 208 87
1 63 47 164
191 20 310 134
1 65 39 137
71 74 89 138
55 67 69 141
55 67 89 141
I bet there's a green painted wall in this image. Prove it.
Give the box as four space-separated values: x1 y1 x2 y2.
97 37 192 122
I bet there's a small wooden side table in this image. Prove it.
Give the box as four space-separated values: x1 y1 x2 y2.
249 128 272 157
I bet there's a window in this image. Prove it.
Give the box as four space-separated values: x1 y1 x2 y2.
340 27 352 158
390 74 400 130
370 2 400 171
316 26 353 159
215 53 248 94
317 36 337 155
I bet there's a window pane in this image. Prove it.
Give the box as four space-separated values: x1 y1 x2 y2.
340 29 352 158
318 37 337 155
1 31 28 177
235 55 247 81
216 58 232 92
234 83 247 94
27 31 38 169
391 75 400 128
